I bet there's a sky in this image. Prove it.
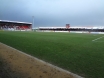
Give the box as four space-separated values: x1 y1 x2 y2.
0 0 104 27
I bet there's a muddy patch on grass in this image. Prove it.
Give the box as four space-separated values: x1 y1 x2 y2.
0 43 83 78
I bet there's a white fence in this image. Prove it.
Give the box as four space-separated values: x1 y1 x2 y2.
37 30 104 34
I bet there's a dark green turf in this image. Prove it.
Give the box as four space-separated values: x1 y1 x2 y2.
0 31 104 78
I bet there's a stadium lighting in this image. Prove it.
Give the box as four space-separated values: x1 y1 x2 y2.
32 16 34 30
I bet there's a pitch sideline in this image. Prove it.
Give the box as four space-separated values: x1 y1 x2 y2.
0 42 83 78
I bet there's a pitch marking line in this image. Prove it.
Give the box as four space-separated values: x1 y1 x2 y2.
93 41 104 42
92 36 104 41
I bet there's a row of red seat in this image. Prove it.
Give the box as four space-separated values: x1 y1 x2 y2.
0 26 31 30
18 26 30 30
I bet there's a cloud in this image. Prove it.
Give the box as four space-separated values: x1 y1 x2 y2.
0 0 104 26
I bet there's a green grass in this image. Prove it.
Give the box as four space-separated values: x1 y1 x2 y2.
0 31 104 78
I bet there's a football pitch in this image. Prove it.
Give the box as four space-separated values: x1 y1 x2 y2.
0 31 104 78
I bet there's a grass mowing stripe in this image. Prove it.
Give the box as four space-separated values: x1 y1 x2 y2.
0 31 104 78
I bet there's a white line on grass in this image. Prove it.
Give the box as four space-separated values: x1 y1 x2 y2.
92 36 104 41
93 41 104 42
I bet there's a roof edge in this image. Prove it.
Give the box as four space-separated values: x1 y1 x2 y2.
0 20 32 24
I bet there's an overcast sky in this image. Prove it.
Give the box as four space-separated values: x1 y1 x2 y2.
0 0 104 27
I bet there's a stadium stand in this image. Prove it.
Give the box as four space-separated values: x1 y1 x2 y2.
0 20 32 31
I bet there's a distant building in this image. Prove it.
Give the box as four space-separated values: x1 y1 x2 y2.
66 24 70 28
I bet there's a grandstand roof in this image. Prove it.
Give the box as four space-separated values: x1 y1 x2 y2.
39 26 104 29
0 20 32 24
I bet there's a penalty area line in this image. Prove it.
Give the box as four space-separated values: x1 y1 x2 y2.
92 36 104 41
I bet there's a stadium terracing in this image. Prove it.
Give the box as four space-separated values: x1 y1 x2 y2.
39 24 104 34
0 20 104 34
0 20 32 31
